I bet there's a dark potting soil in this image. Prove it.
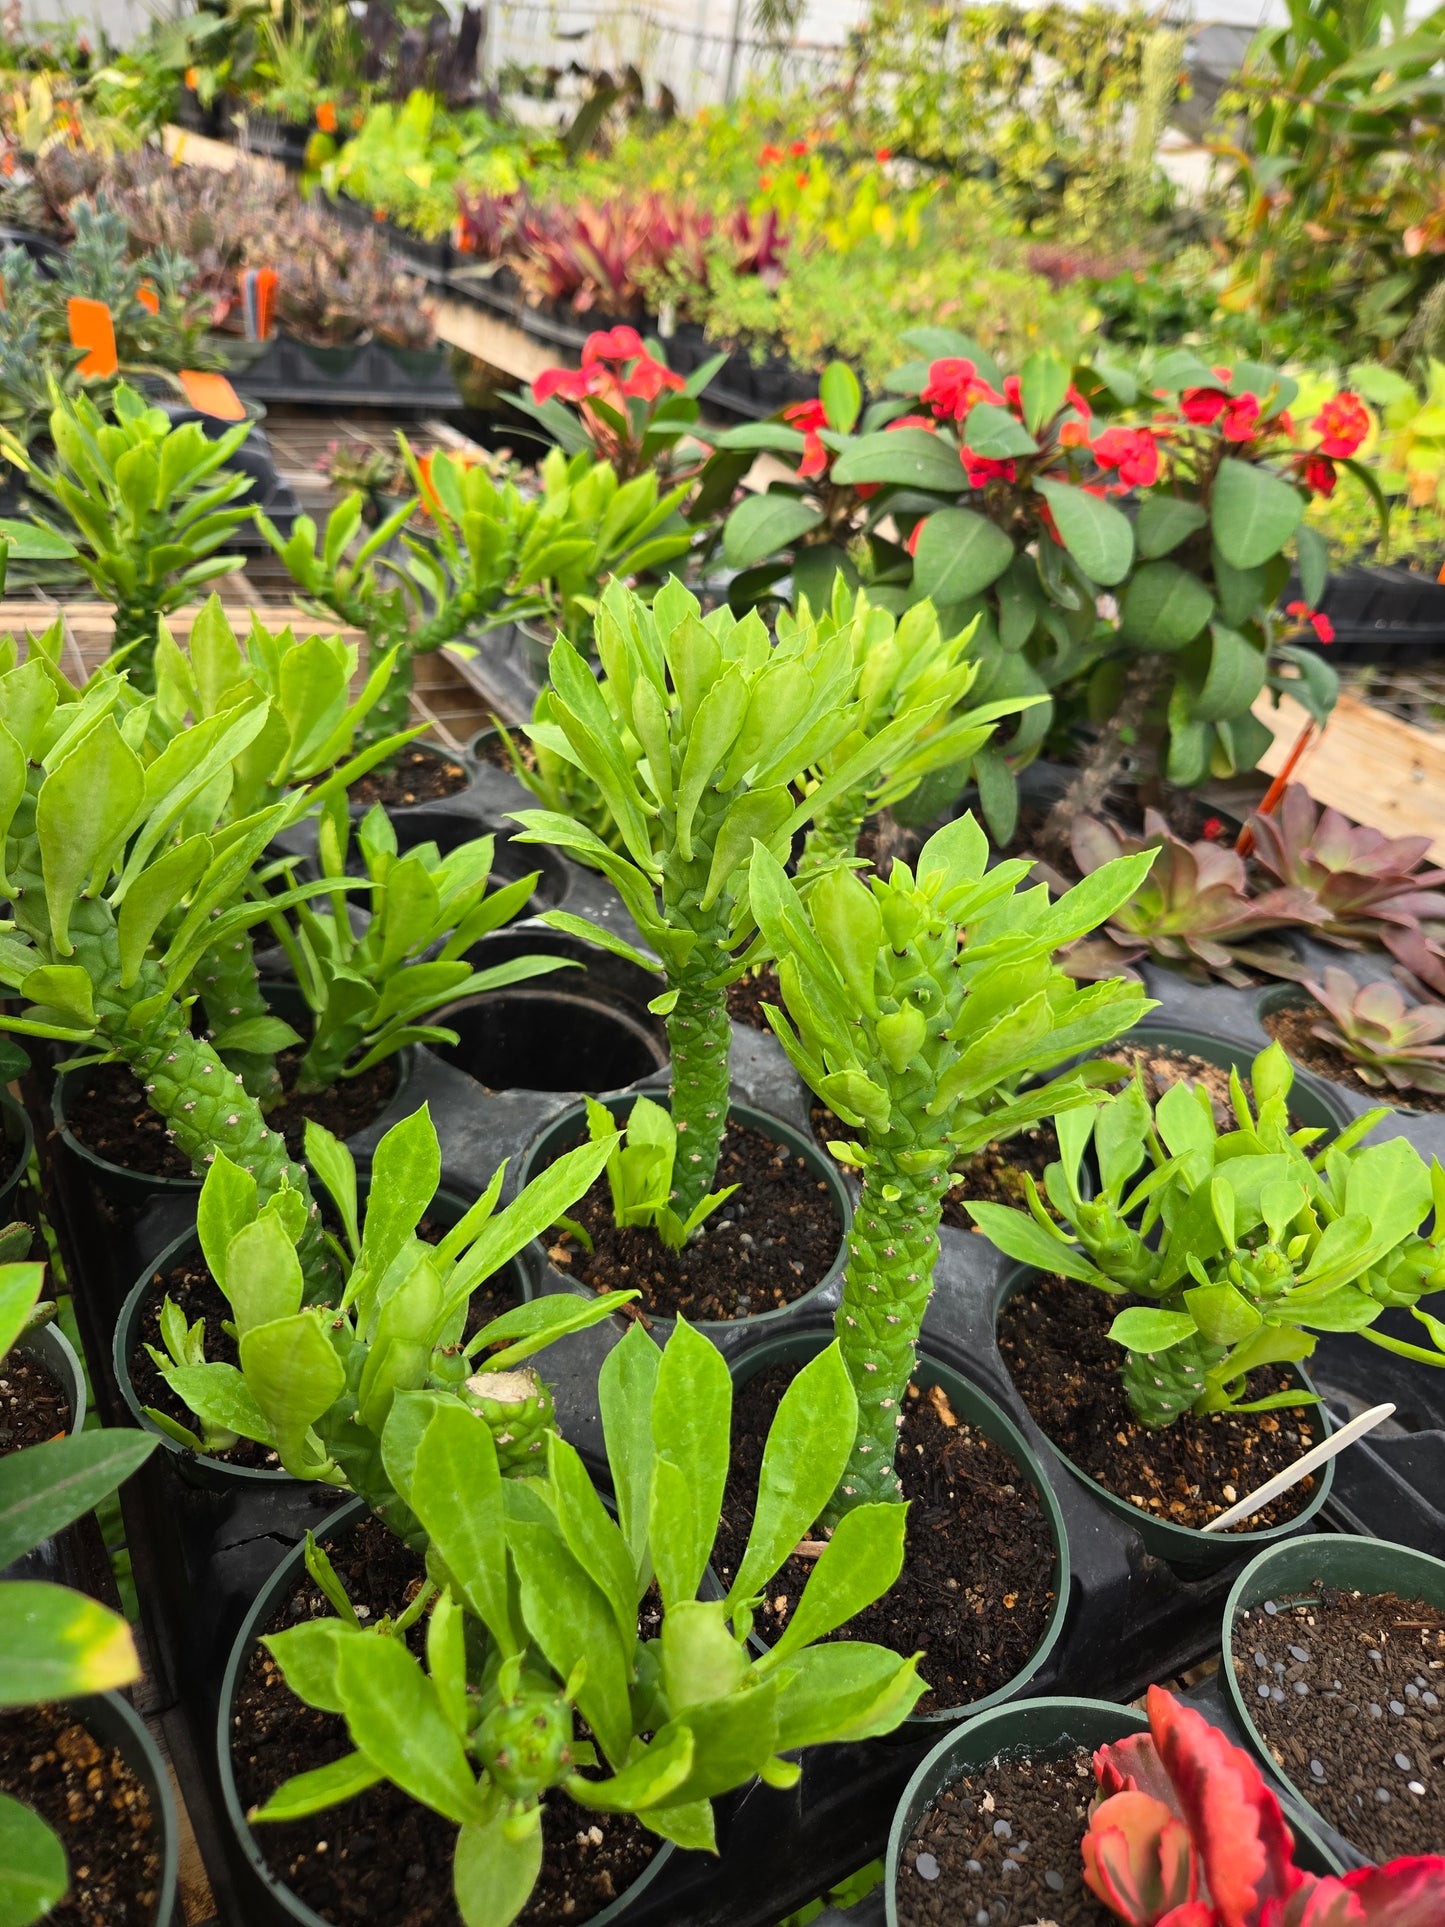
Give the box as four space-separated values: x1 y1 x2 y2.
0 1702 162 1926
232 1512 659 1925
1231 1582 1445 1861
0 1345 71 1456
472 723 535 774
346 745 469 807
66 1053 400 1179
1263 1001 1445 1112
129 1228 517 1471
711 1366 1056 1717
726 962 784 1033
896 1745 1111 1927
999 1272 1321 1532
553 1119 841 1323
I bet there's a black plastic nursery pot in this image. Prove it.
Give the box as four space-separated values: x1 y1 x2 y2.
993 1266 1336 1577
16 1318 87 1433
437 927 669 1095
517 1093 854 1341
728 1331 1071 1729
1285 563 1445 667
224 333 461 411
884 1696 1145 1927
1221 1532 1445 1859
214 1494 677 1927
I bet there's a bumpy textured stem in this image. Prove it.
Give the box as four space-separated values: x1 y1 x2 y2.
8 827 332 1291
797 788 868 879
112 602 162 693
661 810 734 1216
829 1157 946 1516
1120 1325 1226 1428
197 925 281 1104
1042 652 1169 858
293 1024 359 1096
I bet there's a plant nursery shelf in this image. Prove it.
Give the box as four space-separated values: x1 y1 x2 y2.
1251 685 1445 862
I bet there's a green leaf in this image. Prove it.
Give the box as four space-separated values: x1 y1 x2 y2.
0 1790 67 1927
1134 496 1208 560
448 1135 618 1302
599 1321 661 1594
1019 353 1070 436
0 519 78 560
1189 626 1266 724
964 1204 1115 1288
0 1430 158 1568
224 1214 304 1337
1118 561 1214 652
772 1643 926 1750
1211 460 1304 571
0 1265 45 1364
333 1631 485 1825
116 836 213 988
911 509 1014 605
0 1583 137 1704
725 1343 855 1612
162 1363 274 1447
765 1503 908 1665
648 1318 732 1610
304 1123 360 1258
37 716 145 955
1107 1307 1198 1353
547 1435 637 1650
263 1620 349 1714
238 1313 344 1476
830 427 964 490
1182 1282 1262 1346
249 1751 385 1823
961 402 1038 459
722 494 825 570
1033 479 1133 585
640 1799 716 1851
568 1725 696 1814
1296 524 1329 608
820 362 862 435
454 1802 543 1927
507 1517 633 1767
349 1105 440 1301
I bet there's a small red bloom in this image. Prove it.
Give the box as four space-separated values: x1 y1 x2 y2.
1059 419 1090 449
784 398 830 479
759 144 783 165
1286 600 1334 643
1221 392 1262 442
789 140 808 158
1181 386 1229 425
1092 425 1160 488
921 357 1001 421
1002 374 1023 415
622 355 684 400
961 449 1016 487
1313 390 1369 459
316 99 338 134
875 146 892 162
583 325 644 363
906 521 923 556
1299 454 1338 497
1202 817 1225 841
887 414 937 431
795 171 809 188
533 365 591 403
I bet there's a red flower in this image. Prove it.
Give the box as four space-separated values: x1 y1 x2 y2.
1202 817 1225 841
1002 373 1023 415
1313 390 1369 459
1298 454 1337 497
1059 419 1090 449
583 325 644 363
1092 425 1160 489
622 355 684 400
1181 386 1229 425
533 365 590 403
961 449 1015 487
789 140 808 157
1221 392 1262 442
1286 600 1334 643
759 143 783 165
921 357 1001 421
316 99 338 134
1037 498 1063 544
795 171 809 188
875 146 892 161
906 521 923 556
784 398 830 480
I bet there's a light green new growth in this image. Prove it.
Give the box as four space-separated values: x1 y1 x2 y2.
578 1093 738 1252
750 815 1156 1513
512 577 973 1216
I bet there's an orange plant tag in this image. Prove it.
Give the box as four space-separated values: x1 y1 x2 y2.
178 370 246 421
68 297 117 378
255 267 278 339
136 283 159 315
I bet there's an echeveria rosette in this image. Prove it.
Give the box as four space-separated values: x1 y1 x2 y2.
1084 1684 1445 1926
749 814 1157 1513
251 1319 926 1925
969 1044 1445 1428
511 576 968 1217
1068 811 1327 988
1302 965 1445 1096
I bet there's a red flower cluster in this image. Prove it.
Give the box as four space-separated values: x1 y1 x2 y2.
1286 600 1335 644
532 326 683 408
1313 390 1369 459
1093 425 1160 488
1181 383 1265 443
784 396 830 479
921 356 1000 420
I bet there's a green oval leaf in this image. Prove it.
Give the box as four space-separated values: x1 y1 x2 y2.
1033 479 1134 586
830 428 963 491
0 1790 67 1927
1107 1307 1198 1354
960 402 1039 460
1118 560 1214 652
1211 459 1305 571
722 493 825 570
1135 496 1208 560
911 509 1015 604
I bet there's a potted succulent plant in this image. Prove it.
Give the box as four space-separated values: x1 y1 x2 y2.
1261 967 1445 1114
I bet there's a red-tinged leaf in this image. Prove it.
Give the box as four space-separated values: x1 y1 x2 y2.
1081 1790 1198 1927
1295 1858 1445 1927
1094 1731 1178 1806
1147 1685 1307 1927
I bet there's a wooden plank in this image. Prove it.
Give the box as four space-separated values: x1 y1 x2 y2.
1252 686 1445 860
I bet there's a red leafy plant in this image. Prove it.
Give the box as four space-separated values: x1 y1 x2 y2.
1299 965 1445 1095
1084 1685 1445 1926
1247 785 1445 997
1068 812 1324 985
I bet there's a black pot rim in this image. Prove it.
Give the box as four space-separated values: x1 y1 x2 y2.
0 1088 33 1209
516 1094 854 1336
725 1329 1072 1726
50 1688 182 1927
16 1320 87 1436
214 1493 675 1926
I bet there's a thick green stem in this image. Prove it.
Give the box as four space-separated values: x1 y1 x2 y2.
828 1156 946 1518
1120 1323 1226 1428
797 789 868 879
357 639 413 753
197 924 282 1103
660 814 734 1216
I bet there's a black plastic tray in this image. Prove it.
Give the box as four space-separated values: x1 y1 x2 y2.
225 333 459 410
1283 563 1445 664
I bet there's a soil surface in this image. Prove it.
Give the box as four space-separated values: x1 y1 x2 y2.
999 1272 1321 1532
1264 1001 1445 1112
0 1345 71 1456
472 725 534 774
66 1053 401 1179
553 1119 841 1323
943 1123 1062 1227
711 1366 1056 1717
1231 1581 1445 1861
0 1702 163 1926
129 1228 516 1470
897 1745 1111 1926
726 963 784 1033
346 745 470 807
232 1512 659 1925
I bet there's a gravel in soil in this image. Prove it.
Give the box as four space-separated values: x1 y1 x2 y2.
0 1345 71 1456
711 1366 1056 1717
999 1272 1321 1532
129 1229 517 1471
1263 1001 1445 1112
232 1512 659 1926
67 1052 400 1179
552 1119 841 1323
897 1745 1111 1926
1231 1581 1445 1860
0 1702 162 1926
345 745 470 807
